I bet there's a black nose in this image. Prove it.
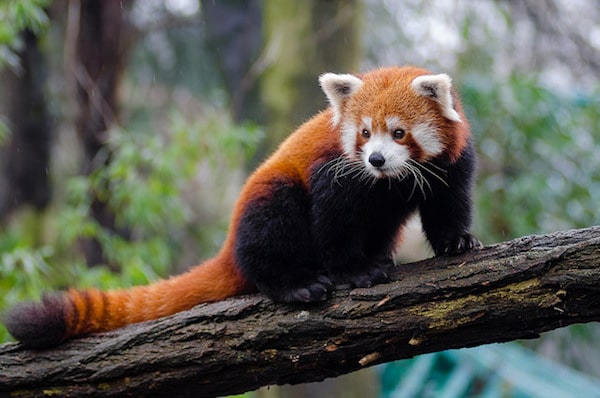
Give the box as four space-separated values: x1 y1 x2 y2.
368 152 385 167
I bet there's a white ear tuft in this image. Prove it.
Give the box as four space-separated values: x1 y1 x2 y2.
411 74 461 122
319 73 363 125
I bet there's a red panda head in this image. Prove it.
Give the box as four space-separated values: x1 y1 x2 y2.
319 66 469 179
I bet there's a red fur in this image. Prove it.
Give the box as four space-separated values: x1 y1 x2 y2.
347 66 469 162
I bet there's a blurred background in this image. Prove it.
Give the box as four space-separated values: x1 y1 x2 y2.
0 0 599 396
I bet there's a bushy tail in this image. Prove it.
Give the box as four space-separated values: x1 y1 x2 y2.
3 255 251 348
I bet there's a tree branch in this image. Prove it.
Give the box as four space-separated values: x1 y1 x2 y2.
1 226 599 397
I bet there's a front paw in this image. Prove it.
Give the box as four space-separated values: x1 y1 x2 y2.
268 275 333 303
331 259 393 289
434 233 482 256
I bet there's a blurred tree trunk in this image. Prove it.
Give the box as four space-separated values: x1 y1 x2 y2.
0 30 52 224
260 0 362 155
201 0 264 124
68 0 133 266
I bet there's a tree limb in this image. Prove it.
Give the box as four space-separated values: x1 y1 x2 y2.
1 226 599 398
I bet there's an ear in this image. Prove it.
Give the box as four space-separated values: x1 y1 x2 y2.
319 73 363 125
411 74 461 122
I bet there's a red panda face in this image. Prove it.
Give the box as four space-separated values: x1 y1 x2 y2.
347 115 445 179
320 66 468 180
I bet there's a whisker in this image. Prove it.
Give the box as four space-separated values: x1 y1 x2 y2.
414 160 449 187
404 162 427 200
320 154 448 195
320 155 378 187
318 157 340 175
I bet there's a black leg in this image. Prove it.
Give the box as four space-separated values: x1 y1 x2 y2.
234 180 332 303
420 142 482 256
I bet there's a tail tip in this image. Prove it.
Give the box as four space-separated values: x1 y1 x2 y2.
3 294 68 349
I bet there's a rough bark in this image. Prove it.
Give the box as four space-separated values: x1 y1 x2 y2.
0 226 599 398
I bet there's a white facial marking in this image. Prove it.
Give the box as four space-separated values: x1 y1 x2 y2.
412 123 445 156
361 116 373 131
361 133 410 178
341 120 358 158
341 117 374 160
385 116 402 131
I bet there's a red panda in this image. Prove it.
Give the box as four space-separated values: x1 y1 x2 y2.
3 66 481 348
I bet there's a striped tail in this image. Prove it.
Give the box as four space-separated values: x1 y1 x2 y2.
3 255 251 348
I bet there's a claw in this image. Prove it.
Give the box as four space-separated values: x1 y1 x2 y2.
344 262 391 288
277 276 333 303
435 233 481 256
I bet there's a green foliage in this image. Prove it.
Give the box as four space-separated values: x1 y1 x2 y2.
57 110 262 274
462 75 600 244
0 109 262 343
0 0 49 70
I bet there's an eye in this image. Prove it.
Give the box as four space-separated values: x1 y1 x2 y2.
392 129 406 139
361 129 371 139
